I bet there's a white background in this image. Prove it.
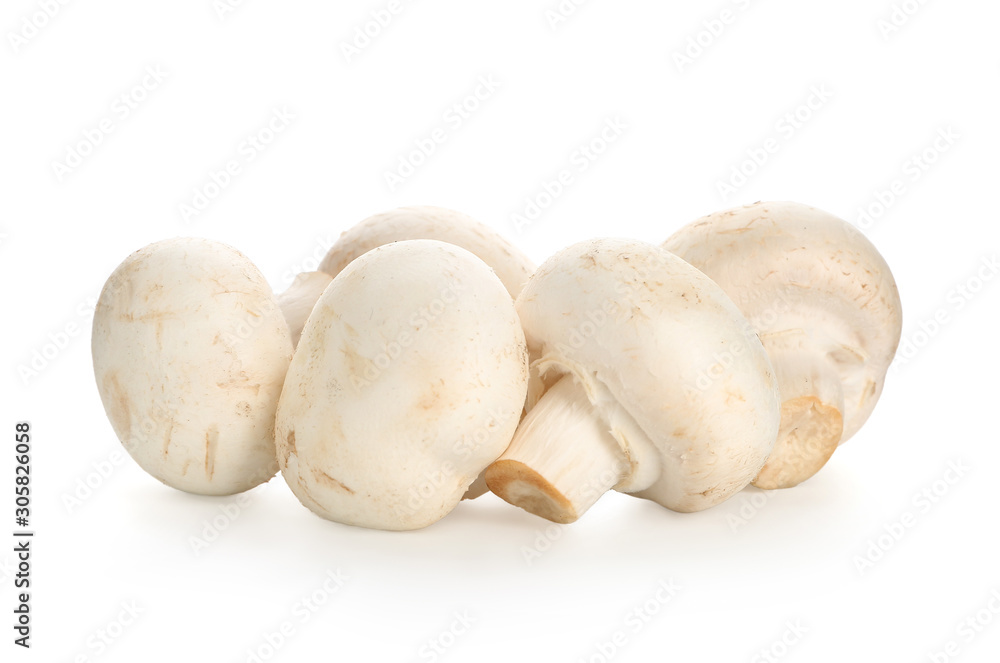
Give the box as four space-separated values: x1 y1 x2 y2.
2 0 999 661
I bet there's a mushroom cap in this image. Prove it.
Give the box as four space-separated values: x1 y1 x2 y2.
663 201 903 442
515 238 780 512
92 238 293 495
318 206 535 298
276 270 333 347
276 240 529 530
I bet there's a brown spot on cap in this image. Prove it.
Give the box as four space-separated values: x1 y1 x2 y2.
312 469 355 495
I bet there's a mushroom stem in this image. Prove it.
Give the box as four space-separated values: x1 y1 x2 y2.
485 375 627 524
276 271 333 347
753 337 845 489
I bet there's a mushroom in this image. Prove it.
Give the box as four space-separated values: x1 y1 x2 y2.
276 271 333 347
303 204 536 499
92 238 293 495
484 238 780 524
274 240 529 530
318 205 536 298
663 201 903 489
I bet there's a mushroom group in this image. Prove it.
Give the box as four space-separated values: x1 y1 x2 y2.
92 202 901 530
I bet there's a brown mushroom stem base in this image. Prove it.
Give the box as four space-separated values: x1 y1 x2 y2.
485 376 627 523
753 350 845 489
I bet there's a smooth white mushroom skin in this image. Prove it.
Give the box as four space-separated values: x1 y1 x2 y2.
486 238 781 523
664 201 903 489
92 238 293 495
276 271 333 347
275 240 529 531
318 205 536 501
318 205 536 299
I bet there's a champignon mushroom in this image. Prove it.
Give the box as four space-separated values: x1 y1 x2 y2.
484 238 780 524
276 271 333 347
304 204 536 500
318 205 536 298
274 240 529 530
92 238 293 495
663 201 903 489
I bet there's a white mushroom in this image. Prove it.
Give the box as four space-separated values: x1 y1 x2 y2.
274 240 529 530
92 238 293 495
276 271 333 347
318 205 536 298
664 201 903 489
306 204 536 500
484 238 780 524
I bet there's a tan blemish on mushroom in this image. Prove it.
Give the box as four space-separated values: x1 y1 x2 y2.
163 420 175 457
294 475 325 512
416 382 443 411
283 430 296 465
859 379 877 406
103 372 132 441
312 469 356 495
339 342 369 383
204 425 219 480
216 380 261 395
